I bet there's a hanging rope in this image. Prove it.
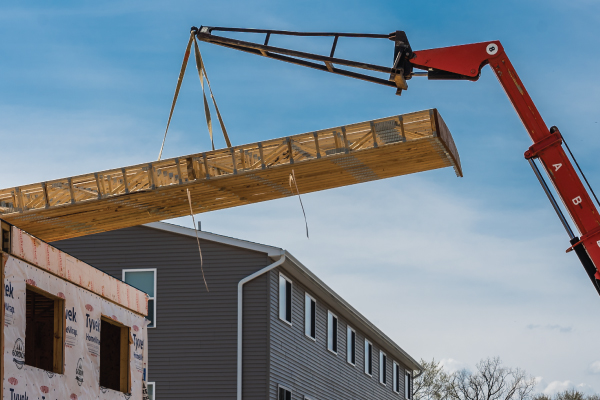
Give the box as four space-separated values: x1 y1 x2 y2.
187 189 209 292
289 170 309 239
192 34 232 149
158 28 232 160
157 32 194 161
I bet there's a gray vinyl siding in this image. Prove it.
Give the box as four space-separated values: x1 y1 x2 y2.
53 226 270 400
268 268 406 400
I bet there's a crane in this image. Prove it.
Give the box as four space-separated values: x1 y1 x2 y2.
193 26 600 297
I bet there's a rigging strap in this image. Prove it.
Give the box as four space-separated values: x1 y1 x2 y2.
158 29 232 161
193 35 232 149
157 32 194 161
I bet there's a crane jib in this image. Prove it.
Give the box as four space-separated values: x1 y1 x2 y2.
194 26 600 297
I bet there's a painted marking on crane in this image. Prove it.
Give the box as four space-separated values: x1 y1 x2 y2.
597 240 600 248
553 163 562 171
572 196 583 205
486 43 499 55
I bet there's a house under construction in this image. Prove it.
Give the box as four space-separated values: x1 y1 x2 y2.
1 220 149 399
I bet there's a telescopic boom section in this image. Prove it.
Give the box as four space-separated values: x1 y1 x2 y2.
194 26 600 295
411 41 600 294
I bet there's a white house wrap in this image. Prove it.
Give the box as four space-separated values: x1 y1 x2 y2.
1 223 149 400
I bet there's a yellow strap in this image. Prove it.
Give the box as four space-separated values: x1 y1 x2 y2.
193 36 233 148
157 32 194 161
187 189 209 292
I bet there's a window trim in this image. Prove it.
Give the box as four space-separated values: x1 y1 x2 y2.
278 273 293 326
146 381 155 400
304 292 316 341
278 384 293 400
380 350 387 385
122 268 157 328
405 370 412 399
327 310 338 355
346 325 356 366
364 338 373 376
393 361 400 394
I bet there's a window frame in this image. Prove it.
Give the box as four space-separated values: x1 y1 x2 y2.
304 292 316 341
122 268 157 328
380 350 387 385
25 285 65 374
327 310 338 354
278 273 293 326
393 361 400 394
278 384 293 400
346 325 356 366
405 371 412 399
146 381 155 400
99 315 131 394
364 338 373 376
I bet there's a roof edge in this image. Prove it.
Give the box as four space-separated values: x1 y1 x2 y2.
143 222 284 257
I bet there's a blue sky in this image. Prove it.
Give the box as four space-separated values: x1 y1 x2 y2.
1 0 600 393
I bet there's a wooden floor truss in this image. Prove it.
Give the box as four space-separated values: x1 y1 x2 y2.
0 109 462 242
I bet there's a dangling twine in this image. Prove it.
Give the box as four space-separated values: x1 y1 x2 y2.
187 189 209 292
289 170 309 239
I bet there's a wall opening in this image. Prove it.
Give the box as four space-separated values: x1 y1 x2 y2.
100 317 130 393
1 221 10 252
25 286 64 373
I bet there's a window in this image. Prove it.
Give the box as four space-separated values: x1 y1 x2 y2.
25 286 64 374
364 339 373 376
278 385 292 400
405 371 412 399
146 382 155 400
327 311 338 353
279 273 292 325
346 326 356 365
1 221 10 252
380 351 387 385
123 269 156 328
304 293 316 340
393 361 400 393
100 317 130 393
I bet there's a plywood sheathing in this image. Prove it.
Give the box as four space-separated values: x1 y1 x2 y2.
0 109 462 242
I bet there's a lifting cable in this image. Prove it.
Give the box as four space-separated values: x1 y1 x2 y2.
157 28 232 161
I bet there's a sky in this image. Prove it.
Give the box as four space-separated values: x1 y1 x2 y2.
1 0 600 394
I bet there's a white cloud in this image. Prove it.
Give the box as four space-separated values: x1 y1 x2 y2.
543 381 596 396
543 381 575 395
589 361 600 374
534 377 546 394
526 324 573 333
439 358 470 374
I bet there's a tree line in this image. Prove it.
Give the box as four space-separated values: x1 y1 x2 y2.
413 358 598 400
